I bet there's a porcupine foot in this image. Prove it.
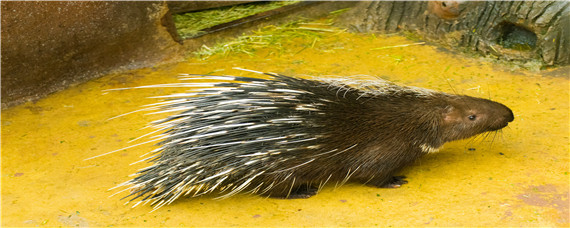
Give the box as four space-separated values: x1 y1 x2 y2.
366 176 408 188
264 185 319 199
382 176 408 188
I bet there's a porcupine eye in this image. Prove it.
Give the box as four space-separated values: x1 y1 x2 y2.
441 2 447 7
468 115 477 121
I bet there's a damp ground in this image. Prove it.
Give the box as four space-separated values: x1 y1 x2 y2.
2 21 569 226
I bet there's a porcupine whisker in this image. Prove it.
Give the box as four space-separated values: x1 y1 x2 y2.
498 128 507 141
476 131 491 148
490 131 499 147
480 132 494 145
464 133 479 147
480 131 491 143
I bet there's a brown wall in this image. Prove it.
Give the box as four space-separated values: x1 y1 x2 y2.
0 1 360 109
1 1 182 108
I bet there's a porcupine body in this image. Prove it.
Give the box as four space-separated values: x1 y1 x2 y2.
117 71 514 209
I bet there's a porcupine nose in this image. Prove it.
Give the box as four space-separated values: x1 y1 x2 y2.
495 101 514 123
506 109 515 122
492 103 514 130
505 107 514 122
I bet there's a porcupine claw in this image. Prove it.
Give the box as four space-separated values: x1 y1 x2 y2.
379 176 409 188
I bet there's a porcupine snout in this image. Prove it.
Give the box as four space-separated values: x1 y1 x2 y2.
490 101 514 131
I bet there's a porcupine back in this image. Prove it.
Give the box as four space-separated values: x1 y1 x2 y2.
115 71 514 209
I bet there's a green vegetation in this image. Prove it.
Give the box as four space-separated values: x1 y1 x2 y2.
193 21 345 59
174 1 300 39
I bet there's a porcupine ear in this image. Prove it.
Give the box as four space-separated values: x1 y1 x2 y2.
442 105 460 124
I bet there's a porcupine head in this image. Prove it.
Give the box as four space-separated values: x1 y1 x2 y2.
115 73 514 209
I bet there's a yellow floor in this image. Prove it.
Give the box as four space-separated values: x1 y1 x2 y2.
2 30 569 226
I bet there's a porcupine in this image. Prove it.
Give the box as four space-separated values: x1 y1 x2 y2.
112 69 514 209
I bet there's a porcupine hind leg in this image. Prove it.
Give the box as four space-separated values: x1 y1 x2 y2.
365 176 409 188
261 183 319 199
